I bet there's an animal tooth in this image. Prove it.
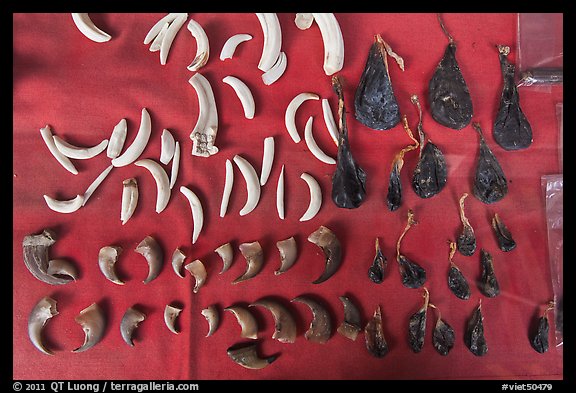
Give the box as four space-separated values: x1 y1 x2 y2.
149 21 169 52
28 296 59 355
227 342 277 369
276 165 285 220
256 13 282 72
22 229 72 285
144 13 179 44
121 178 139 225
159 129 176 165
261 51 287 86
40 125 78 175
260 137 275 186
285 92 320 143
224 305 259 339
98 246 124 285
250 298 297 343
120 306 146 346
112 108 152 168
308 225 342 284
201 305 219 337
134 159 171 214
188 73 219 157
219 159 234 217
311 13 344 76
275 236 298 275
171 248 187 278
220 33 253 61
46 259 78 281
184 259 207 293
337 295 362 341
233 241 264 284
169 141 181 190
291 295 332 343
233 155 261 216
214 242 234 274
187 18 209 71
107 119 127 159
295 13 314 30
71 13 111 43
321 98 339 147
43 194 84 214
164 304 183 334
299 172 322 222
304 116 336 165
222 76 255 119
159 14 188 65
72 302 106 353
179 186 204 244
135 235 163 284
82 164 114 206
53 136 108 160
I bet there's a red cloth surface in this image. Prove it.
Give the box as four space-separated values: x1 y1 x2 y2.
13 13 563 380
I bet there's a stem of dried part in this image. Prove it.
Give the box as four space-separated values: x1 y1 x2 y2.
421 287 430 310
396 209 418 260
448 240 457 267
390 115 419 171
543 301 555 318
459 193 473 231
428 302 442 322
410 94 427 157
437 13 454 44
375 34 405 72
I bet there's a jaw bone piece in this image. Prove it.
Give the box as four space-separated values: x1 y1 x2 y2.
307 225 342 284
337 295 362 341
53 135 108 160
276 165 285 219
250 298 297 344
82 164 114 206
134 159 171 214
120 178 139 225
159 129 176 165
256 13 282 72
185 259 208 293
98 245 124 285
189 73 219 157
233 241 264 284
187 18 209 71
260 137 275 186
285 92 320 143
227 341 278 369
233 155 261 216
111 108 152 168
262 51 287 86
224 305 259 339
223 76 255 119
107 119 127 159
40 125 78 175
46 259 78 281
135 235 163 284
201 305 219 337
71 13 111 43
291 295 332 343
214 242 234 274
299 172 322 222
28 296 59 355
23 229 73 285
72 302 106 353
171 247 187 278
120 306 146 346
164 304 183 334
275 236 298 275
179 186 204 244
220 33 253 61
219 159 234 217
304 116 336 165
43 194 84 214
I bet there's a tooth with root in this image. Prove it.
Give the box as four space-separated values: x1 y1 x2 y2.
171 247 187 278
275 236 298 275
309 13 344 76
134 159 171 214
308 225 342 284
28 296 59 355
179 186 204 244
219 159 234 218
189 73 219 157
112 108 152 168
222 76 255 119
260 137 275 186
227 342 277 370
144 13 188 65
22 229 72 285
304 116 336 165
322 98 339 147
185 259 207 293
233 241 264 284
220 33 252 61
164 304 183 334
82 164 114 206
40 125 78 175
53 136 108 160
262 51 287 86
276 165 285 220
98 245 124 285
107 119 127 159
135 235 163 284
169 141 181 190
120 178 138 225
214 242 234 274
256 13 282 72
201 305 219 337
47 259 78 282
285 92 320 143
43 194 84 214
299 172 322 222
250 298 297 344
120 306 146 347
160 129 176 165
233 155 261 216
224 305 259 339
187 18 209 71
72 302 106 353
71 13 111 43
291 295 332 344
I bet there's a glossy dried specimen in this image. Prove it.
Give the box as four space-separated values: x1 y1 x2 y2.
291 295 332 344
456 193 476 256
364 305 389 358
308 225 342 284
479 249 500 298
473 122 508 204
250 298 297 344
429 14 473 130
492 213 516 252
368 238 387 283
226 342 277 370
429 304 455 356
331 75 367 209
530 302 555 354
337 295 362 341
23 229 72 285
354 34 403 130
465 300 487 356
408 288 429 353
493 45 533 150
396 210 427 288
447 241 471 300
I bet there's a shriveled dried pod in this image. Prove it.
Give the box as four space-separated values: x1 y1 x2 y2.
478 249 500 298
491 213 516 252
429 303 455 356
465 299 488 356
530 301 555 354
396 210 426 288
456 193 476 256
408 287 429 353
364 305 389 358
368 237 387 283
447 241 471 300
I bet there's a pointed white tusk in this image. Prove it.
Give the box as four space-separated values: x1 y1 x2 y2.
134 158 171 213
121 178 138 225
222 76 255 119
233 155 261 216
262 51 287 86
304 116 336 165
189 73 219 157
311 13 344 76
159 129 176 165
111 108 152 167
180 186 204 244
299 172 322 222
82 164 114 206
53 136 108 160
160 13 188 65
107 119 127 159
322 98 339 147
187 18 210 71
169 141 180 190
149 21 169 52
144 13 179 44
43 194 84 214
260 136 275 186
71 13 111 43
40 125 78 175
285 92 319 143
220 159 234 218
256 13 282 72
220 33 253 61
276 164 285 220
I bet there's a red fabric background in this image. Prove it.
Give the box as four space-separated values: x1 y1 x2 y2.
13 13 563 380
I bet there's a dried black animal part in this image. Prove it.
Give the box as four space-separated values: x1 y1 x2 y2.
364 305 389 358
493 45 533 151
479 249 500 298
408 288 429 353
368 238 387 283
472 122 508 204
447 241 471 300
396 210 427 288
456 193 476 256
354 34 404 130
465 300 488 356
337 295 362 341
429 303 455 356
530 301 555 354
429 14 473 130
386 116 419 211
491 213 516 252
331 75 367 209
410 95 448 198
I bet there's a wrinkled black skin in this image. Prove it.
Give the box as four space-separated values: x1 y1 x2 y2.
398 255 426 289
473 134 508 204
457 226 476 256
412 142 447 198
354 39 401 130
479 250 500 298
408 309 427 353
530 316 550 354
365 313 389 358
465 306 488 356
429 43 473 130
433 319 455 356
493 216 516 252
448 265 471 300
493 50 533 150
386 164 402 211
368 248 387 284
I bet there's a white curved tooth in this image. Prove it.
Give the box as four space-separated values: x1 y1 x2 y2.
179 186 204 244
121 177 138 225
160 129 176 165
219 159 234 218
256 13 282 72
71 13 111 43
285 92 319 143
107 119 127 159
83 164 114 206
233 155 261 216
149 21 169 52
144 13 179 44
187 18 210 71
53 136 108 160
43 194 84 214
304 116 336 165
222 75 255 119
295 13 314 30
260 137 275 186
299 172 322 222
220 33 253 61
188 73 219 157
28 296 59 355
322 98 339 147
111 108 152 168
134 159 171 213
164 304 183 334
40 125 78 175
169 141 180 189
276 164 285 220
311 13 344 76
160 13 188 65
262 51 287 86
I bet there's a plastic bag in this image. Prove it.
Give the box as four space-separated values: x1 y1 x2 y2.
557 103 563 172
542 174 563 348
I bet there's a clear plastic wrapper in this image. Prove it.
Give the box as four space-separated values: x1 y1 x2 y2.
557 103 563 172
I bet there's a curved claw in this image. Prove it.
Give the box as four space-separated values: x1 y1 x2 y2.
233 242 264 284
201 305 219 337
227 341 278 369
291 295 332 343
72 303 106 353
135 235 163 284
120 306 146 346
98 246 124 285
249 298 297 344
184 259 207 293
28 296 59 355
337 295 362 341
307 225 342 284
225 305 259 339
214 243 234 274
23 229 72 285
275 236 298 275
164 304 183 334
